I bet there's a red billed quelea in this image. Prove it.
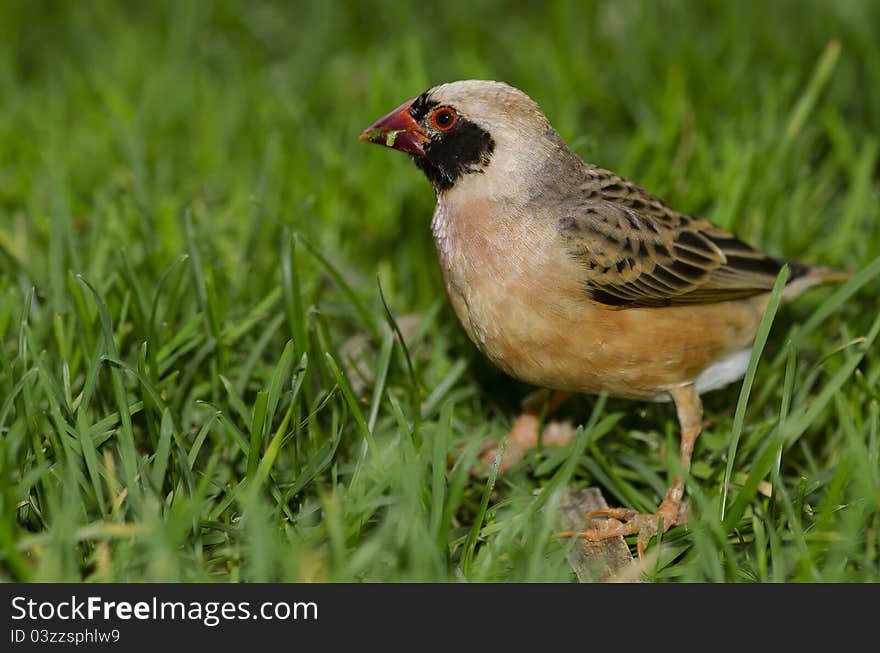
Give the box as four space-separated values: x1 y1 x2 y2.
360 80 849 556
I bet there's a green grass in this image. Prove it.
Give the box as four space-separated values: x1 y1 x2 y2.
1 0 878 582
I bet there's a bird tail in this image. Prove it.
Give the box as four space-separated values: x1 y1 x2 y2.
783 262 851 302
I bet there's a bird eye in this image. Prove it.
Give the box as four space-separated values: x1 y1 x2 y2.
429 107 458 132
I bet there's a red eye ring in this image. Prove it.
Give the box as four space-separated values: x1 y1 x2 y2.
429 107 458 132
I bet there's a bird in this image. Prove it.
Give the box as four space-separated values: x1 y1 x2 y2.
359 80 850 556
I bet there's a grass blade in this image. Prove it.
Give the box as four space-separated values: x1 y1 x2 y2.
721 267 787 518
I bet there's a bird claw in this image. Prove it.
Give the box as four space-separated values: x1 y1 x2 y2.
586 507 639 521
578 505 680 558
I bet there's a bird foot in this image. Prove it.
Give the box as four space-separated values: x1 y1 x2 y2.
573 501 684 558
477 413 576 473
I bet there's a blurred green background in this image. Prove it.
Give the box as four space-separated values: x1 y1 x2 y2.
0 0 878 582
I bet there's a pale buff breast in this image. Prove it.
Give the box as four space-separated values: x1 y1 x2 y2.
431 197 767 400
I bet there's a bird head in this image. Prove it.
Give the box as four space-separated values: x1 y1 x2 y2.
360 80 569 194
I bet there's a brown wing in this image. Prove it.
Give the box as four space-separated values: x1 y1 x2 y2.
558 169 793 308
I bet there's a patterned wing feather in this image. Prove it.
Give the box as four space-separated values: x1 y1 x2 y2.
559 169 792 308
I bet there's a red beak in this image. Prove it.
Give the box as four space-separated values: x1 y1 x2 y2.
359 98 429 156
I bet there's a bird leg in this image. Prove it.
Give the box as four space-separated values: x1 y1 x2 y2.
570 384 702 557
478 390 575 472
